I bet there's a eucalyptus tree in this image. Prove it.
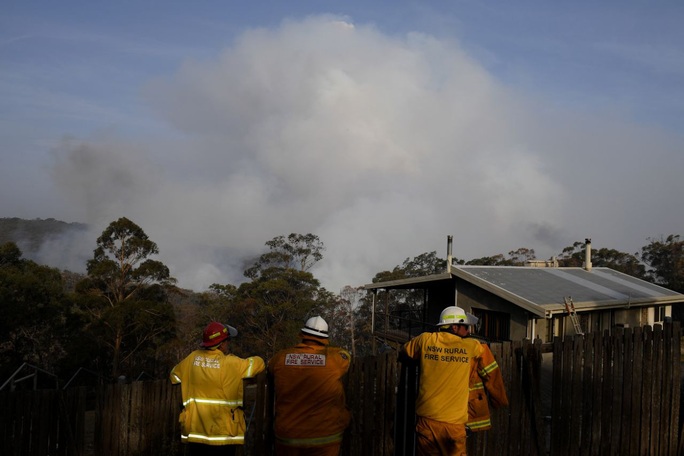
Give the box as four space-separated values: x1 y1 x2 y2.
76 217 176 379
244 233 325 279
226 233 333 358
641 234 683 292
557 241 645 277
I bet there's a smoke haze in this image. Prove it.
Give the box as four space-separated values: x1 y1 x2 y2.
4 15 684 293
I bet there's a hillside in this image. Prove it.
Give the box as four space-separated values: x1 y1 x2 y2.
0 217 88 254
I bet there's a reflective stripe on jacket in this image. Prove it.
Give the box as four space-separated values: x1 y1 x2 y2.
170 348 265 445
268 335 351 445
466 341 509 432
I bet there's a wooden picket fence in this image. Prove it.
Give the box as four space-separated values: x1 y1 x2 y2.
0 323 682 455
0 387 86 455
93 381 182 455
550 324 682 456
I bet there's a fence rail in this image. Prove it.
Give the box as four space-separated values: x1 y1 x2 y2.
0 323 682 455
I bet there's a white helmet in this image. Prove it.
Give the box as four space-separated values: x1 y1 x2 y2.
301 316 329 338
437 306 479 327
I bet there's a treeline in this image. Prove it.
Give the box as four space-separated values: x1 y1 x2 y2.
0 217 87 253
0 216 682 389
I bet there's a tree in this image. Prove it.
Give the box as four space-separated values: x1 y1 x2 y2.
204 233 335 359
333 286 361 356
244 233 325 279
372 251 448 283
640 234 684 292
369 251 449 343
0 242 72 380
465 248 535 266
76 217 177 379
234 267 331 358
466 254 510 266
507 248 536 265
557 241 645 277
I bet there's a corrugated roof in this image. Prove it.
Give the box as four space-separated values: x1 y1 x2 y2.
452 266 684 316
364 266 684 318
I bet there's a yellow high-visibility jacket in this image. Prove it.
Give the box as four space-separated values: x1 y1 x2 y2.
466 340 509 432
170 348 265 446
268 336 351 447
402 331 485 424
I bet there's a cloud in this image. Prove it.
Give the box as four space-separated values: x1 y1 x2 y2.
43 15 684 293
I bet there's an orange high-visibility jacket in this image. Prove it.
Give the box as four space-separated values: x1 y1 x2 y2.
170 348 265 446
466 339 509 432
402 331 485 424
268 336 351 446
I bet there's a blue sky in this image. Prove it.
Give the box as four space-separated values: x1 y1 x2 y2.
1 1 683 292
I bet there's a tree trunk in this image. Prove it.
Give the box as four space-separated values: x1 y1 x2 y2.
111 328 123 379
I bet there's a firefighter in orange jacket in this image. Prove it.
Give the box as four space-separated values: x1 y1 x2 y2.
401 306 485 456
170 322 265 456
268 316 351 456
466 335 509 433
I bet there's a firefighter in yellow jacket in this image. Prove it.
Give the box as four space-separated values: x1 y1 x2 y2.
465 335 509 433
268 316 351 456
401 306 485 456
170 322 265 456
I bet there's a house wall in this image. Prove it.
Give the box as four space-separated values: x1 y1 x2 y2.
541 307 667 342
425 282 457 326
454 279 529 341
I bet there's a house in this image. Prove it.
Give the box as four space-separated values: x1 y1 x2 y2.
364 237 684 343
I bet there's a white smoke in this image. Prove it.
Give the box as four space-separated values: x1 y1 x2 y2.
23 15 684 293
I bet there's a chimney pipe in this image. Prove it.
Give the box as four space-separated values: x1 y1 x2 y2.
447 235 453 273
584 238 592 271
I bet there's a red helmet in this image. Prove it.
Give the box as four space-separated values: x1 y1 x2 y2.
201 322 229 347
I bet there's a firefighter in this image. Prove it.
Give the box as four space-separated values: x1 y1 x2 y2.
170 322 265 456
465 332 509 433
401 306 485 456
268 316 351 456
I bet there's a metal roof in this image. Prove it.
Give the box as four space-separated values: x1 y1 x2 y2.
363 272 452 290
364 266 684 318
453 266 684 316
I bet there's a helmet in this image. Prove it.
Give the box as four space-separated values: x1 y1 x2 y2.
200 322 237 347
437 306 479 327
301 316 329 338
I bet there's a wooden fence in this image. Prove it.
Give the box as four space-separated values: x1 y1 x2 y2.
1 323 682 455
550 324 682 456
93 381 182 455
0 387 86 456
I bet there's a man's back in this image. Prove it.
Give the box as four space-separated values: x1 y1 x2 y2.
403 331 484 424
269 339 351 440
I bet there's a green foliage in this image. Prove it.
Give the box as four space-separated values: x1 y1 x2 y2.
76 217 177 379
232 267 328 359
0 217 87 253
195 233 335 360
244 233 324 279
557 241 645 277
641 234 684 292
5 215 682 382
369 251 449 340
466 254 511 266
0 242 22 266
466 248 536 266
0 242 74 380
372 251 448 283
325 286 374 357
